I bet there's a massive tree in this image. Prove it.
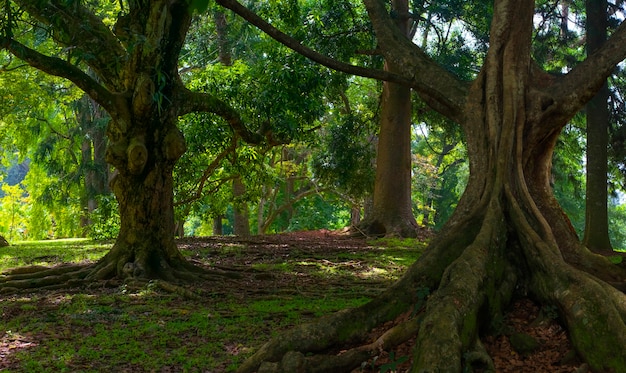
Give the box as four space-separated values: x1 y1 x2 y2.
0 1 275 283
217 0 626 371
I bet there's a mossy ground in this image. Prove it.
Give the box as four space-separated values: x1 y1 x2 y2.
0 232 425 372
0 232 596 372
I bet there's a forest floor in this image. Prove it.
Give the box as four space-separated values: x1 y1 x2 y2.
0 230 608 372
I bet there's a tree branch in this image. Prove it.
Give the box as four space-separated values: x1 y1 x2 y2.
362 0 469 123
549 20 626 121
175 140 238 206
214 0 414 86
175 87 285 145
14 0 127 91
1 37 119 115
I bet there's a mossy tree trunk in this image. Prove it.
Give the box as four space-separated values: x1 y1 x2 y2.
235 0 626 371
2 1 269 285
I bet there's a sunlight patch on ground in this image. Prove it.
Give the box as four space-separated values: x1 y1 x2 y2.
358 266 390 279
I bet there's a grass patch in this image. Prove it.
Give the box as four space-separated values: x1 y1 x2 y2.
0 234 424 372
0 239 110 270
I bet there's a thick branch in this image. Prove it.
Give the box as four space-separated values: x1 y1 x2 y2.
362 0 469 122
1 37 119 114
214 0 413 87
549 19 626 121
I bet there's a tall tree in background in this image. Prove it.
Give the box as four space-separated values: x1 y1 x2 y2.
218 0 626 371
75 93 110 229
583 0 613 252
357 0 418 237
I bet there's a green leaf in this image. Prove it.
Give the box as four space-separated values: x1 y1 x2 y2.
189 0 210 14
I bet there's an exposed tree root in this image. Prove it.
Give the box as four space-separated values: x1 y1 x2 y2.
0 252 241 295
352 216 420 238
237 194 626 372
236 214 483 373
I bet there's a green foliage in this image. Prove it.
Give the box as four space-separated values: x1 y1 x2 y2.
412 120 468 229
87 195 120 240
0 183 28 241
311 77 379 202
608 201 626 251
552 122 586 237
188 0 210 14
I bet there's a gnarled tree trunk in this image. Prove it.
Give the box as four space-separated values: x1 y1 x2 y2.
1 0 238 287
235 0 626 371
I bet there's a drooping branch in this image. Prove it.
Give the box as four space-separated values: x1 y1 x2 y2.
0 37 120 115
214 0 414 86
174 139 238 206
176 87 278 145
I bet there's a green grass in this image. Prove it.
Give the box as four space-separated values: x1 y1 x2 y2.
0 239 110 270
0 236 425 372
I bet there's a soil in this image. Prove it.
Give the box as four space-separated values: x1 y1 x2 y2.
0 230 601 372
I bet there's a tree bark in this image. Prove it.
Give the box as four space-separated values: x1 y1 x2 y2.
356 0 419 238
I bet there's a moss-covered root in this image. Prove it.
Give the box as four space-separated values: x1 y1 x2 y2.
244 314 423 373
0 264 91 293
236 301 395 373
530 259 626 372
411 203 510 372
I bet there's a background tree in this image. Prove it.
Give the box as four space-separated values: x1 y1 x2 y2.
583 0 613 252
356 0 418 237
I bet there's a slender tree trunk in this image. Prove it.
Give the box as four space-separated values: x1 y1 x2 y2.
213 215 224 235
357 0 418 237
233 176 251 237
583 0 613 252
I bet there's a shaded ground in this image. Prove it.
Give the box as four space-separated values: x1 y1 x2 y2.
0 230 594 372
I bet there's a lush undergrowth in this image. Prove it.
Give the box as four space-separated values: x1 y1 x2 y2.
0 234 426 372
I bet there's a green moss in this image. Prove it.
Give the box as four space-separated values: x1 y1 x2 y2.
509 333 539 355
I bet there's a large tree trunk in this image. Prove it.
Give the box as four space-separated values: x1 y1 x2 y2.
583 0 613 252
357 0 418 238
88 128 194 280
236 1 626 371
